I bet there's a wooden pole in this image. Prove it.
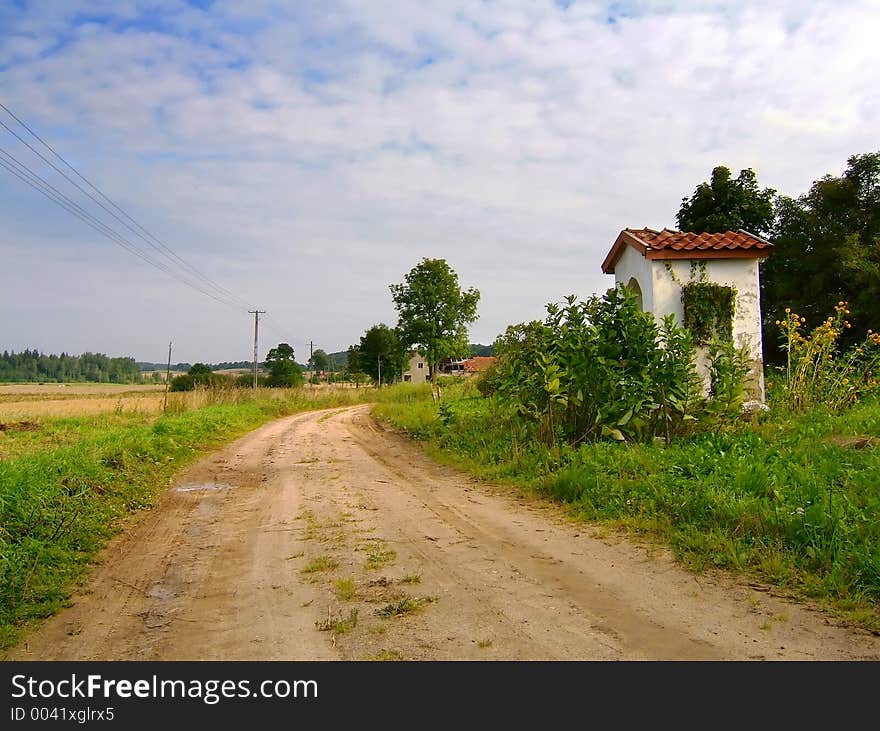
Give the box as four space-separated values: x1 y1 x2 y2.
162 341 172 414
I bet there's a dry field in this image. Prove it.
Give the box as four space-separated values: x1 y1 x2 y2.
0 383 368 420
0 383 165 419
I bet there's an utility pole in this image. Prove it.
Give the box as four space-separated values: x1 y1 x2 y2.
163 341 172 414
249 310 266 388
377 354 381 388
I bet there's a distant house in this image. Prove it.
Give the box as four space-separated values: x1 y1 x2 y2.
440 358 467 375
401 351 428 384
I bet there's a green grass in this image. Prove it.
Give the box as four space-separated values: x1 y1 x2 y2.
366 649 403 661
363 546 397 570
374 380 880 629
315 608 359 634
301 556 339 574
0 386 373 651
334 578 357 600
375 595 437 618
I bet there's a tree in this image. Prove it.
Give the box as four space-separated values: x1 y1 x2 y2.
345 345 367 387
390 258 480 397
311 349 331 375
676 166 776 236
762 152 880 359
188 363 212 382
349 324 406 385
264 343 304 388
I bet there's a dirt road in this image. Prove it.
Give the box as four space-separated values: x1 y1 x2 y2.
10 406 880 660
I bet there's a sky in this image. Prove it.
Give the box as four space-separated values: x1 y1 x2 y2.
1 0 879 364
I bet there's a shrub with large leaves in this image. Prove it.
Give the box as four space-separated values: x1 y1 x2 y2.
492 287 703 444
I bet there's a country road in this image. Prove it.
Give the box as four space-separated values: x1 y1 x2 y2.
10 405 880 661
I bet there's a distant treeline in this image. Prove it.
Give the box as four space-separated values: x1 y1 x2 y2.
136 360 254 372
0 349 142 383
326 343 492 371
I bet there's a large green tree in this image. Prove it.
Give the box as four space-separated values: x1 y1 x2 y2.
264 343 304 387
310 348 331 374
348 324 406 386
390 258 480 396
763 151 880 357
676 166 776 236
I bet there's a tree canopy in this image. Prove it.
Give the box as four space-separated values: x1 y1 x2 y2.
348 323 406 385
676 166 776 236
0 350 142 383
310 348 331 374
762 151 880 355
390 258 480 390
264 343 304 388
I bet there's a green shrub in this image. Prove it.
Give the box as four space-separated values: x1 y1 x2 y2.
491 287 704 444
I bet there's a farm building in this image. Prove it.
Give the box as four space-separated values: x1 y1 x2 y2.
440 356 496 376
601 227 772 401
402 351 429 383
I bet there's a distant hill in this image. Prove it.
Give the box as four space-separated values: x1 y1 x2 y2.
328 351 349 370
469 343 494 357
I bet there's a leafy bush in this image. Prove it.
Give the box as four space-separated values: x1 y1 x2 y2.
170 372 236 392
492 287 709 444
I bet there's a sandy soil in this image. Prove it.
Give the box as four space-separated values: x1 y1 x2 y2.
10 405 880 661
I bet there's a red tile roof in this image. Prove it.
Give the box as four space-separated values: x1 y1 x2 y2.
463 356 496 373
602 228 771 274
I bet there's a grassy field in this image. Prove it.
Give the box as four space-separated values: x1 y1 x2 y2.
0 384 372 649
374 380 880 630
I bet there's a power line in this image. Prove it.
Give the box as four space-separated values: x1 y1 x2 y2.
0 144 247 311
0 101 255 311
0 101 316 360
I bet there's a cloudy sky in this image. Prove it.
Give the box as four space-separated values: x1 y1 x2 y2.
1 0 878 363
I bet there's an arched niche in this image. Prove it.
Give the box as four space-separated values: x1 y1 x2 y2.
627 277 643 310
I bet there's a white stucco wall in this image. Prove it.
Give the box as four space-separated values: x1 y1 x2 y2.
613 243 655 314
614 251 765 401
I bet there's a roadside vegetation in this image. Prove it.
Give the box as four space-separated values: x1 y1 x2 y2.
374 293 880 630
0 384 371 650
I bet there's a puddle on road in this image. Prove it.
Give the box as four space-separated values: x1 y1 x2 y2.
146 583 176 600
174 482 236 493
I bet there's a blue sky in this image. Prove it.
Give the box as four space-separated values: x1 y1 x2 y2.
1 0 879 363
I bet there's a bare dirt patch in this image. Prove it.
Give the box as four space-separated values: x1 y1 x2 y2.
0 420 41 432
9 405 880 661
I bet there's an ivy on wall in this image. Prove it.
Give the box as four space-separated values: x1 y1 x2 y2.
681 281 736 345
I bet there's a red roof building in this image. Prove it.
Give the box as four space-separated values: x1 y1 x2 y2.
602 227 771 274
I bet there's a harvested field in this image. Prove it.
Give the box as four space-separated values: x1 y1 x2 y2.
0 395 165 419
0 385 165 419
0 383 163 397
